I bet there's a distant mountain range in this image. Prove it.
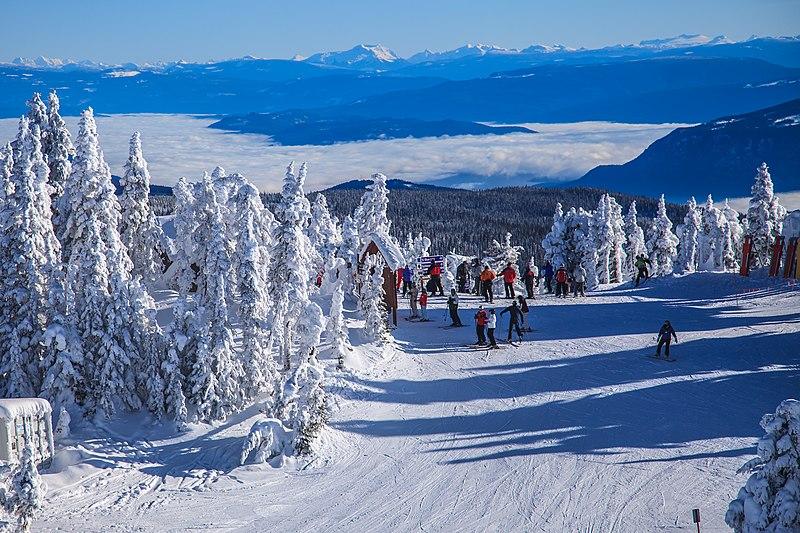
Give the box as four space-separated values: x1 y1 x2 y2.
325 178 450 191
209 110 534 145
571 99 800 199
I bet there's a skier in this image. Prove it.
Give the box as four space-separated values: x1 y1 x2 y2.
516 295 531 332
635 255 651 287
501 263 517 299
555 265 568 298
487 309 499 348
408 283 419 319
474 305 488 345
456 261 469 293
500 301 524 343
655 320 678 359
470 259 482 295
480 265 496 303
572 264 586 297
401 265 413 296
427 260 444 296
543 261 554 293
523 263 538 299
419 289 429 321
447 289 463 327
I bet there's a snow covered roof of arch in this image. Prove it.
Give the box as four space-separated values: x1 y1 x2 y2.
360 231 405 271
0 398 52 420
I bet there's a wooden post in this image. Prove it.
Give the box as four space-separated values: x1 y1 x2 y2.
740 235 753 276
769 236 785 277
692 508 701 533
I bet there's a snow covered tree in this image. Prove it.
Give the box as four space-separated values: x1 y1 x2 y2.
61 109 159 418
328 273 354 370
355 172 391 245
336 214 360 296
360 254 389 342
723 200 744 271
574 208 599 290
542 203 568 268
678 197 701 273
169 177 199 294
236 185 278 404
163 298 191 429
726 399 800 532
698 195 726 271
119 132 166 286
306 193 341 278
484 232 523 292
185 176 243 422
747 163 787 267
607 195 627 283
623 201 647 280
40 316 84 415
593 194 615 284
25 93 48 155
45 91 73 210
266 163 314 371
646 194 679 277
279 302 328 455
0 440 45 532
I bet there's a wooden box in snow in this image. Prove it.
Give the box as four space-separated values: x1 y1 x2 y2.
0 398 54 466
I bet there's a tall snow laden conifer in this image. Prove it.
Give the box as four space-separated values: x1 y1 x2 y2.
623 201 647 279
328 269 354 370
360 254 389 342
307 193 341 279
62 109 160 418
45 91 73 211
355 172 391 246
267 162 314 371
726 399 800 532
723 200 743 271
1 439 46 532
698 195 727 271
679 197 701 273
542 203 568 269
119 132 166 286
747 162 787 267
185 175 243 422
646 194 679 277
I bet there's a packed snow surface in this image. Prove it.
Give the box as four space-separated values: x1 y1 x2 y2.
36 272 799 531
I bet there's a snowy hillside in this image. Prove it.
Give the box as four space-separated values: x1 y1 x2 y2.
34 272 800 531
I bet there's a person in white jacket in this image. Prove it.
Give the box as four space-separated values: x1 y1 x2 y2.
487 309 499 348
572 265 587 297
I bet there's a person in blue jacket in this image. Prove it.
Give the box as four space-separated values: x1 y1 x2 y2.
401 265 413 296
543 261 554 294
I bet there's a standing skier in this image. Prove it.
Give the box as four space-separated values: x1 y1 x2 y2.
428 260 445 296
456 261 469 293
480 265 496 303
474 305 488 345
402 265 413 296
523 262 538 299
572 264 586 297
470 259 482 295
447 289 463 327
408 282 419 319
501 263 517 299
500 301 524 343
419 289 429 321
516 295 531 332
487 309 499 348
655 320 678 359
555 265 568 298
635 255 651 287
543 261 554 294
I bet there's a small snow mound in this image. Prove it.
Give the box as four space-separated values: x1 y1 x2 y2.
240 419 293 465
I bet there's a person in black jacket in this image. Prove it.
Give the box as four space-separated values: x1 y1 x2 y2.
456 261 469 293
447 289 463 326
656 320 678 358
500 301 524 343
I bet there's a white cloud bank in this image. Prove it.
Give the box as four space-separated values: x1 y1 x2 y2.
0 114 682 193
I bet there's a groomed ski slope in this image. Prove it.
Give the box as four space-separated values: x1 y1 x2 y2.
38 272 799 532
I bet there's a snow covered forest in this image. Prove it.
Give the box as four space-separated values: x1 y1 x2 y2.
0 90 797 532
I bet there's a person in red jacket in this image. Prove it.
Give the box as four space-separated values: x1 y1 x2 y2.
419 289 429 321
555 265 568 299
500 263 517 299
474 305 488 345
427 261 444 296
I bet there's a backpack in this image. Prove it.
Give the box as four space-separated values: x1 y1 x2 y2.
556 269 567 283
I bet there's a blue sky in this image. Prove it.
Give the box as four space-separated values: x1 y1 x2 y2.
2 0 798 63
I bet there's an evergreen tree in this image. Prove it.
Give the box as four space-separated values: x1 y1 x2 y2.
594 194 615 284
723 199 744 271
266 163 314 371
484 232 523 292
607 195 627 283
45 91 73 211
328 272 354 370
163 298 191 429
542 203 568 268
307 193 341 278
356 172 391 245
119 132 166 286
337 214 360 296
726 399 800 532
360 254 389 342
169 177 199 294
698 195 726 271
646 195 679 277
0 439 45 532
678 197 701 273
747 163 787 267
623 201 647 280
26 93 48 140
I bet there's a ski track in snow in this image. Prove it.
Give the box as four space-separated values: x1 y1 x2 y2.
38 272 800 532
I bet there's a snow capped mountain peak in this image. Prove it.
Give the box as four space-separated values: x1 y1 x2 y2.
637 34 731 49
407 43 518 63
304 44 402 70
